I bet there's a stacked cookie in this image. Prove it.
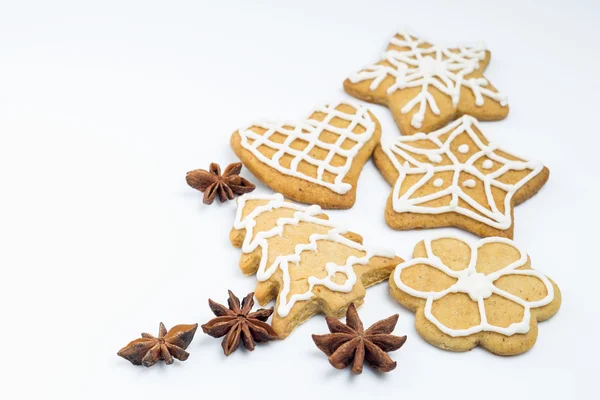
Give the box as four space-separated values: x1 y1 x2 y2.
227 28 560 357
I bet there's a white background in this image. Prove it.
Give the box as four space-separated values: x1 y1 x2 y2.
0 0 597 398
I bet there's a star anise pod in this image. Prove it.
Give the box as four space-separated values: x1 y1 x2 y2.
117 322 198 367
201 290 278 355
186 162 255 205
312 304 407 374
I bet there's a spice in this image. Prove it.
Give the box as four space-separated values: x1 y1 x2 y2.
312 304 406 374
201 290 278 355
117 322 198 367
186 162 255 205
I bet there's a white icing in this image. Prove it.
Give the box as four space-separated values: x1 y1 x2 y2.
433 178 443 187
233 193 396 318
381 115 544 230
348 29 508 128
453 272 494 301
238 101 376 195
393 236 554 337
462 179 476 188
482 159 493 169
427 154 442 163
458 144 469 153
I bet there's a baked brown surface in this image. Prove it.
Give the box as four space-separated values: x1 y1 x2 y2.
231 103 381 209
344 31 508 135
389 237 561 355
373 118 549 238
231 197 402 338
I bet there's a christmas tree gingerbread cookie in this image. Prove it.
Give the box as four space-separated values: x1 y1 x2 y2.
230 193 402 338
344 28 508 135
391 236 561 355
230 101 381 209
374 115 549 238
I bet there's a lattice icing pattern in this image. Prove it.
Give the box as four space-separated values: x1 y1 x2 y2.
381 116 543 230
349 29 507 129
393 237 555 337
233 194 396 318
237 101 376 195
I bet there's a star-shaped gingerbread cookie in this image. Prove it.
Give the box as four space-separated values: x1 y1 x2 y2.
373 116 549 238
230 193 402 338
344 29 508 135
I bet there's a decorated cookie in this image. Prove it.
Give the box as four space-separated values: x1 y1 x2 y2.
230 193 402 338
374 115 549 238
390 236 561 355
344 29 508 135
230 101 381 209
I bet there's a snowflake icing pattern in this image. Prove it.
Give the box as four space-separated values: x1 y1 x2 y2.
381 116 543 230
349 29 508 129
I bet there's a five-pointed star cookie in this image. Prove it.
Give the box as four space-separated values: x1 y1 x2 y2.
344 29 508 135
230 193 402 338
373 116 549 238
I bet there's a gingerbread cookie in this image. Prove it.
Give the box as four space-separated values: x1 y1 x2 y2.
230 101 381 209
344 29 508 135
230 193 402 338
390 236 561 355
374 116 548 238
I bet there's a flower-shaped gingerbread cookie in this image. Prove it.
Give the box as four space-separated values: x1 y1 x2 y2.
374 115 549 238
390 237 561 355
344 29 508 135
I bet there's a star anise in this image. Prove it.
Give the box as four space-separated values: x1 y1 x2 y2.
117 322 198 367
201 290 278 355
186 162 255 205
312 304 407 374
